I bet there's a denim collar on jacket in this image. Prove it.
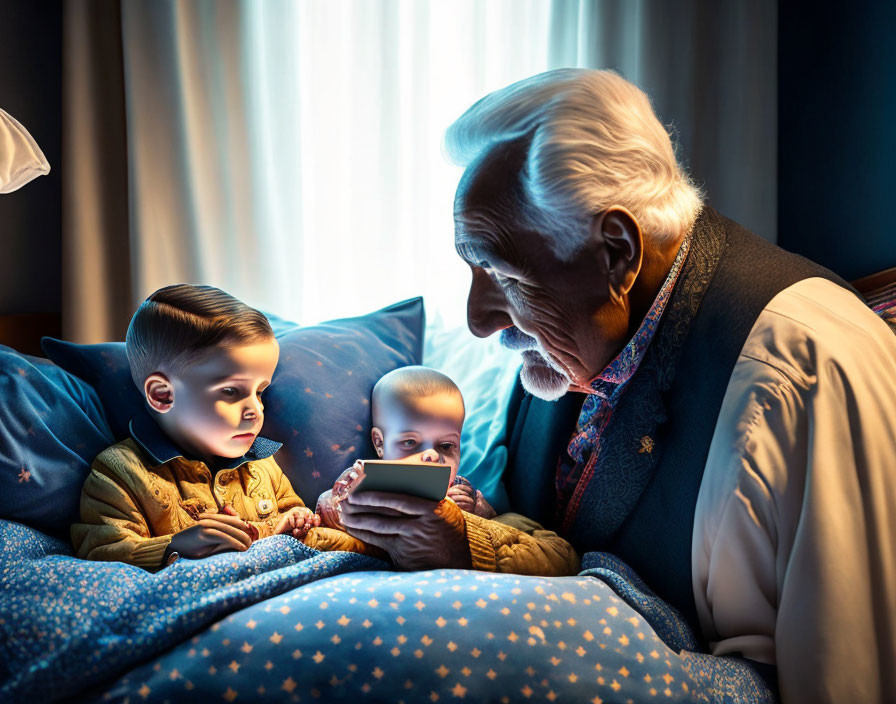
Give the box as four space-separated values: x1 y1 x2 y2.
129 409 282 471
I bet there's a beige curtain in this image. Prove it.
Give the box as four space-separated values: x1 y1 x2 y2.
62 0 132 342
61 0 778 341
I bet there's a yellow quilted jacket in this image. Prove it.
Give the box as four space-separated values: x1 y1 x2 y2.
71 436 305 571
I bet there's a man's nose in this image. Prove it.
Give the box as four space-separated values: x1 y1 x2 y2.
419 448 444 463
467 267 513 338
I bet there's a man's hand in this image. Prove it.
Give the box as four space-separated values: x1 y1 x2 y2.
340 492 472 570
274 507 320 539
168 511 254 559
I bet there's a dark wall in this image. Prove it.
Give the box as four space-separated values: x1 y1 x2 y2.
778 1 896 281
0 0 62 317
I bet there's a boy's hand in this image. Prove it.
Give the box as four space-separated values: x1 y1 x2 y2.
274 507 320 539
168 512 254 559
220 503 259 541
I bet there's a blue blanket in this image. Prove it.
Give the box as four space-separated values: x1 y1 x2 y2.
0 519 774 703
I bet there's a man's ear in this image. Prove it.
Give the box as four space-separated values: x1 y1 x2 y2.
592 206 643 300
370 427 385 458
144 373 174 413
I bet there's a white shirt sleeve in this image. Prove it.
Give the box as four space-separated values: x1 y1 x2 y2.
692 277 896 704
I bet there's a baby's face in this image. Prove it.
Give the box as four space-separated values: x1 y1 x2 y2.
156 337 279 463
374 391 464 482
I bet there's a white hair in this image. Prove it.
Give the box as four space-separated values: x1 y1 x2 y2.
445 69 703 259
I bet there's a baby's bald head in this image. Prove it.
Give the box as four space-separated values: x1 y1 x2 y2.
372 366 464 426
371 366 465 473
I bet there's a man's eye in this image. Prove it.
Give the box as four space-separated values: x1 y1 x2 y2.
494 271 517 287
221 387 238 397
440 442 456 452
401 439 417 448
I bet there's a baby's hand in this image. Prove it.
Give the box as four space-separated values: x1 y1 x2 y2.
447 477 497 519
316 489 344 530
317 461 366 530
473 491 497 520
332 460 366 499
274 507 320 539
447 481 476 513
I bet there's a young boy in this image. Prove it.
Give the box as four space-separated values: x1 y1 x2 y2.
71 284 321 570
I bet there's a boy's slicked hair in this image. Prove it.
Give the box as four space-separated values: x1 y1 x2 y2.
125 284 274 389
372 366 464 424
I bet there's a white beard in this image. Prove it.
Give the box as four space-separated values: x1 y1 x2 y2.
519 350 570 401
500 327 570 401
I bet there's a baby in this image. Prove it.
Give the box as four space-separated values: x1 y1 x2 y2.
71 284 320 570
317 366 496 528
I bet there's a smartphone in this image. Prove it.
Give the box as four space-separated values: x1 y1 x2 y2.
351 460 452 501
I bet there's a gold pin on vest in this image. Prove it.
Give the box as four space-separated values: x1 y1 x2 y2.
638 435 654 454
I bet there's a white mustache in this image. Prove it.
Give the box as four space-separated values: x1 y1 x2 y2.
499 326 539 351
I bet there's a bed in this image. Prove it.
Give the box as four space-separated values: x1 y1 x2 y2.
0 297 785 704
4 100 895 704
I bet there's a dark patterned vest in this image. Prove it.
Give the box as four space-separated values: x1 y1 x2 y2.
501 206 856 640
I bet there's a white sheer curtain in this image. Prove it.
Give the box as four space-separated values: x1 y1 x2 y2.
121 0 552 327
117 0 775 331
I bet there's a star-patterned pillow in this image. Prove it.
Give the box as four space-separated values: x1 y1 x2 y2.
263 297 424 502
42 297 425 506
0 346 113 535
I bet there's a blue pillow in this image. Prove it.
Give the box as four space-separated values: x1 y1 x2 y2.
40 311 305 441
0 346 113 535
263 297 424 501
422 312 521 514
40 339 143 441
42 297 425 504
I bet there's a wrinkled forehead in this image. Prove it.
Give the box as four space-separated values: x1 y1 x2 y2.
454 136 531 222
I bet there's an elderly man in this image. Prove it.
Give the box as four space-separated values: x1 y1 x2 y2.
341 69 896 703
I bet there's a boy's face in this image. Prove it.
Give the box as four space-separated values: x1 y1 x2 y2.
372 391 464 482
147 338 279 464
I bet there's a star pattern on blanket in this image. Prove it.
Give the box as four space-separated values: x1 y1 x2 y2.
107 572 703 703
1 522 774 704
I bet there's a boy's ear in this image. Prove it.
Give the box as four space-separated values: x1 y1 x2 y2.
370 427 384 458
144 373 174 413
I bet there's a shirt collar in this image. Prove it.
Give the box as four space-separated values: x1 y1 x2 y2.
129 409 282 470
587 233 692 396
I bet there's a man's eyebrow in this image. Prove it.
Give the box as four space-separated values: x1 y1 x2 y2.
454 238 492 263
